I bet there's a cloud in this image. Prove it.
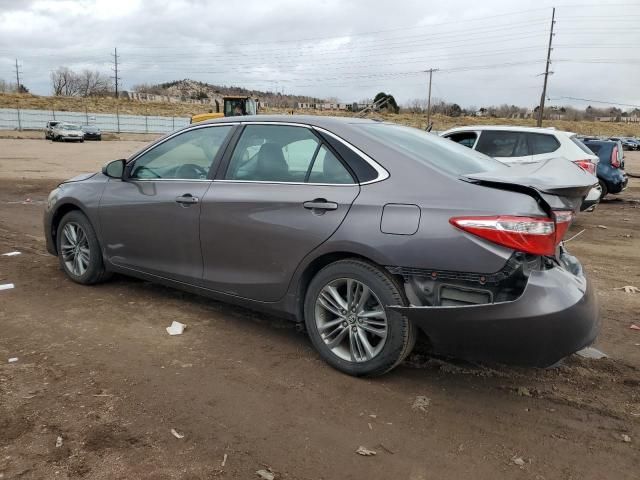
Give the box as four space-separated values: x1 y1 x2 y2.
1 0 638 109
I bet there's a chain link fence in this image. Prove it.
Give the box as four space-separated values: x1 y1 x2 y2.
0 107 190 134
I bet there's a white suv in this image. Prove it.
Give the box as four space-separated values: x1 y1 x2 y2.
440 126 600 210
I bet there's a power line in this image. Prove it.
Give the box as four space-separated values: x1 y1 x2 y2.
549 96 640 109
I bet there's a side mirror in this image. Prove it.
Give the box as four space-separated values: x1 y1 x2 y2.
102 159 126 179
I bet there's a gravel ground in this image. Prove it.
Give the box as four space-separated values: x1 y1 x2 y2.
0 139 638 479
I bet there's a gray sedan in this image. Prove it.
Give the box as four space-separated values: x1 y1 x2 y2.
44 116 599 376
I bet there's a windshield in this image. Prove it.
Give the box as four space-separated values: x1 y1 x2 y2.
356 123 506 175
61 123 81 130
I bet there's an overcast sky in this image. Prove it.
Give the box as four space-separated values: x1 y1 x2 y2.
1 0 638 109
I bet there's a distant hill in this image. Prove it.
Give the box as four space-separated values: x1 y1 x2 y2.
132 78 323 108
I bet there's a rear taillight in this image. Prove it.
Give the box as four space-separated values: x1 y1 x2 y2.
574 159 596 175
450 211 574 256
611 146 620 168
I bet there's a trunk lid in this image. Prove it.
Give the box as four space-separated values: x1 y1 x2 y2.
463 157 596 213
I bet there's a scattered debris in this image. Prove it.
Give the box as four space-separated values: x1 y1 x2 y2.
355 446 377 456
615 286 639 294
0 283 15 291
1 251 21 256
368 422 373 430
576 347 608 359
170 428 185 439
166 321 186 336
564 229 585 243
511 456 526 467
630 324 640 331
516 387 532 397
376 443 395 454
221 453 228 467
412 395 431 412
621 434 631 443
368 414 377 418
596 225 608 229
256 469 275 480
55 436 63 448
8 357 18 363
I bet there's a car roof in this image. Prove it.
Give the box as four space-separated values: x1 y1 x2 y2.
198 114 382 129
442 125 576 136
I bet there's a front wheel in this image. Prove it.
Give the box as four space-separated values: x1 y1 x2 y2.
56 211 110 285
599 179 608 199
304 259 416 377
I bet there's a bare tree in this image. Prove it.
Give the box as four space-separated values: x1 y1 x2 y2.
77 69 112 97
0 79 8 93
51 67 80 96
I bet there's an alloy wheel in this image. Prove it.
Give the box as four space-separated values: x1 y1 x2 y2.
315 278 388 362
60 222 90 277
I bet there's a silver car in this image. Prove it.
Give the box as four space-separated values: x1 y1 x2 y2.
44 116 599 376
51 122 85 142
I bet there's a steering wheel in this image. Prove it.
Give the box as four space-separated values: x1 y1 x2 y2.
175 163 209 179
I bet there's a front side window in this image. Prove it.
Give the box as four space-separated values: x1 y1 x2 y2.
475 131 529 158
130 125 232 180
446 131 477 149
528 133 560 155
225 124 354 183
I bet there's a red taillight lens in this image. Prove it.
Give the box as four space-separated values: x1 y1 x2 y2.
574 159 596 175
450 211 574 256
611 146 620 168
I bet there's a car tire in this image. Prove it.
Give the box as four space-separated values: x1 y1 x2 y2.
56 211 111 285
598 180 608 199
304 258 416 377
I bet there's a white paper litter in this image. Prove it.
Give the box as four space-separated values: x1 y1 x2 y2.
166 321 186 336
170 428 184 439
55 436 63 448
355 446 377 456
576 347 608 360
0 283 15 291
8 358 18 363
1 251 21 256
256 470 275 480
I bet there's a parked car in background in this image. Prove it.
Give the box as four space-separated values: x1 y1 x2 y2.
582 139 628 198
81 125 102 141
44 116 599 376
440 126 600 211
51 123 85 142
609 137 639 151
45 121 60 140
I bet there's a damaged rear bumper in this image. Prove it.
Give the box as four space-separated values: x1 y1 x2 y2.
389 254 600 367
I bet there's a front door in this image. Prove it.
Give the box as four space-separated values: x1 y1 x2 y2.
200 123 360 302
99 124 234 283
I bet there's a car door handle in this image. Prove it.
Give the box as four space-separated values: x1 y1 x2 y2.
303 199 338 211
175 194 199 205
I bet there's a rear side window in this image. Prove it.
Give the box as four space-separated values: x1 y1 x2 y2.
356 123 505 176
225 125 354 184
446 131 477 148
475 131 529 157
584 143 602 155
528 133 560 155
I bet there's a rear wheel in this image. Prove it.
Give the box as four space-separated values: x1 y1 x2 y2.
598 179 608 199
304 259 416 377
56 211 110 285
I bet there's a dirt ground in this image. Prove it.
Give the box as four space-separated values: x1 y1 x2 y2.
0 139 639 480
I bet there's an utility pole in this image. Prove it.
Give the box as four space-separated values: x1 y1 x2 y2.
426 68 438 128
111 47 120 98
536 7 555 127
14 59 22 92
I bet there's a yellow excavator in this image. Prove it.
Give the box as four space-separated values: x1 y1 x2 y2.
190 96 258 124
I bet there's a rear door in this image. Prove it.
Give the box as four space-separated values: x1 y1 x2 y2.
200 123 360 302
474 130 532 164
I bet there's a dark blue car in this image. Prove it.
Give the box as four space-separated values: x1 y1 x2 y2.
583 139 628 198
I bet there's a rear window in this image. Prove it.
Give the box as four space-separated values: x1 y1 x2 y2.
571 135 595 155
446 131 477 148
356 123 505 176
475 130 529 158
